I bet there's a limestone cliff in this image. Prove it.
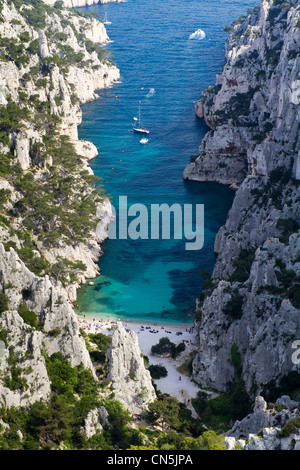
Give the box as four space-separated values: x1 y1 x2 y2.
0 0 119 295
0 243 94 408
105 324 156 414
0 0 156 420
225 396 300 450
0 0 120 408
184 0 300 392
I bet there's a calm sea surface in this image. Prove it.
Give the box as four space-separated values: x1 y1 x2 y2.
76 0 257 324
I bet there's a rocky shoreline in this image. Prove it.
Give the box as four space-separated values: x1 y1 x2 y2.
0 0 299 450
184 0 300 393
0 0 120 298
0 0 122 408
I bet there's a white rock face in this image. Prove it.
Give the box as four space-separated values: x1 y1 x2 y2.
66 63 120 105
82 406 109 438
96 198 114 243
0 341 5 365
225 436 245 450
0 62 20 105
0 0 149 422
73 140 99 161
0 311 51 409
0 244 96 408
38 29 50 58
106 324 156 414
229 396 271 438
39 195 114 300
184 0 300 392
185 1 300 183
0 0 119 298
227 396 300 451
13 129 43 171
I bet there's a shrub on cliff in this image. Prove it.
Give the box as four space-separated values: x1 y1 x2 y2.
223 292 244 319
19 0 47 30
0 100 31 139
17 302 38 329
276 217 299 244
229 248 256 283
279 418 300 438
0 291 9 314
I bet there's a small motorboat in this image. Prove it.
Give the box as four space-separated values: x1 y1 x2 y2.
140 138 148 144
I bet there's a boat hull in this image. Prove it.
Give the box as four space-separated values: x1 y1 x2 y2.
133 127 149 134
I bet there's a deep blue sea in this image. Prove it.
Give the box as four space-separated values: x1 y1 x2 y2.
76 0 257 325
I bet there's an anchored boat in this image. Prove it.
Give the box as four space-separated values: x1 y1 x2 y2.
133 101 149 135
104 13 111 25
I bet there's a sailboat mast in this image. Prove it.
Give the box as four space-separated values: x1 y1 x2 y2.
139 101 141 127
133 101 149 134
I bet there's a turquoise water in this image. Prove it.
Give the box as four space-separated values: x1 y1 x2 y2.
76 0 256 325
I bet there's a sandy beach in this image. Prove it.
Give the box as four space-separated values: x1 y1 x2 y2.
77 315 200 414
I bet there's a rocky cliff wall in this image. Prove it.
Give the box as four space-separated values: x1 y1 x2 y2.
0 0 120 408
225 396 300 450
0 243 95 408
0 0 156 418
0 0 119 294
184 0 300 392
105 324 156 414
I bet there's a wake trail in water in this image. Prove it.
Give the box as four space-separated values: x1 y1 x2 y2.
146 88 155 98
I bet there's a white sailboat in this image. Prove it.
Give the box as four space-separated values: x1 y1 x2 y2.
133 101 149 135
104 13 111 25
